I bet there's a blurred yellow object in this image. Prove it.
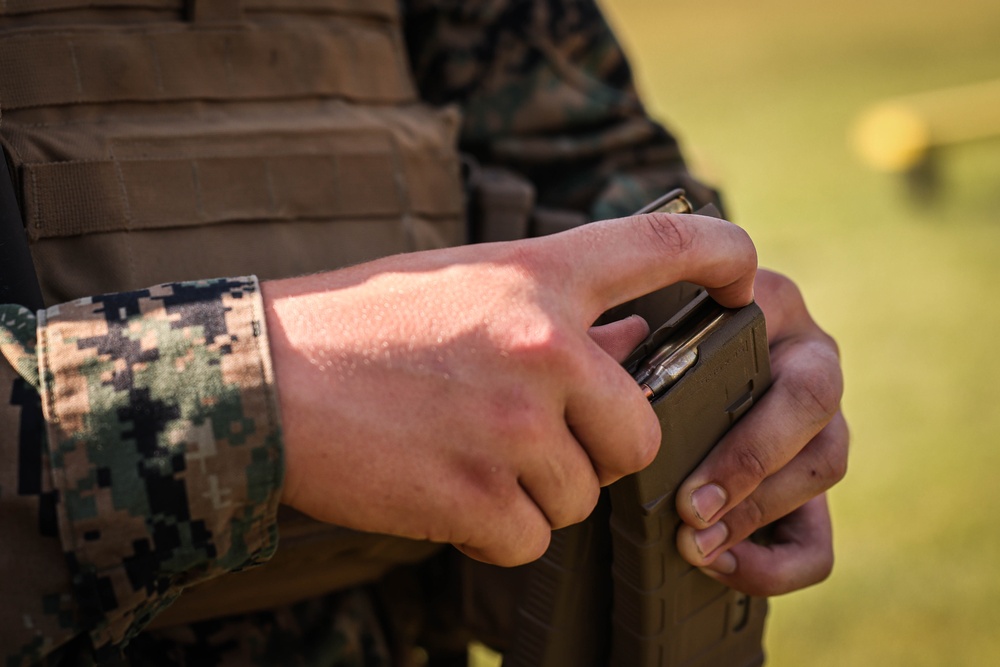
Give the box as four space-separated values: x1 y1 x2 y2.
851 78 1000 172
851 103 929 172
469 641 502 667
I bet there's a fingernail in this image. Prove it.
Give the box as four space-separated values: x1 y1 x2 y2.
694 522 729 557
704 551 737 575
691 484 727 523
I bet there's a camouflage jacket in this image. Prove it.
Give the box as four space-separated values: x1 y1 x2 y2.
0 0 714 664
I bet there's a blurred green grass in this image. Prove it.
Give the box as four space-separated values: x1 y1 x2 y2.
598 0 1000 665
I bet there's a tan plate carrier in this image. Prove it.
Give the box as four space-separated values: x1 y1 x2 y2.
1 0 467 627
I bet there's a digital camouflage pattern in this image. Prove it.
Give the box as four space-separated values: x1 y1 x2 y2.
1 279 284 665
0 306 39 389
1 0 713 664
405 0 722 219
121 589 392 667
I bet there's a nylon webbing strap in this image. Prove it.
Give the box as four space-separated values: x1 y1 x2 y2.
186 0 242 24
0 0 397 17
22 147 408 239
1 0 167 13
0 21 412 110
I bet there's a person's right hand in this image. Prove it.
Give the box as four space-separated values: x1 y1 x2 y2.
261 212 757 566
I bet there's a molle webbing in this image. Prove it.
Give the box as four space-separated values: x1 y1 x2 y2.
0 19 413 111
22 142 404 239
17 117 462 241
0 0 398 19
0 1 466 302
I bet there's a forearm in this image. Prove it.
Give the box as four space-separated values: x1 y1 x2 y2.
260 212 756 567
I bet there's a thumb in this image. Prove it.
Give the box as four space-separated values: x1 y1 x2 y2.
532 212 757 323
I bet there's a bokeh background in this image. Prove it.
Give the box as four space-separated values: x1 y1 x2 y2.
600 0 1000 665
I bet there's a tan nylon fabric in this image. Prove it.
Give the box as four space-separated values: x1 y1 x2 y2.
0 0 397 18
1 0 466 623
12 103 462 233
0 20 412 110
1 23 465 302
148 508 444 628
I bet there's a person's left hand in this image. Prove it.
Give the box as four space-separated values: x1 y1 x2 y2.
674 268 847 596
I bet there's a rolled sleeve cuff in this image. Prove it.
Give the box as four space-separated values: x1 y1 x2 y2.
34 276 284 648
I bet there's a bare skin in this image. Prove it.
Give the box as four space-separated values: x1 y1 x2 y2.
262 211 845 594
676 269 845 595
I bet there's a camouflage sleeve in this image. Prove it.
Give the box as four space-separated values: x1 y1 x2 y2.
0 277 283 665
403 0 723 221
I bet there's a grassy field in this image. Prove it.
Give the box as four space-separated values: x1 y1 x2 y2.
598 1 1000 665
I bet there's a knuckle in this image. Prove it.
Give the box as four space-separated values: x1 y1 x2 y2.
515 524 551 565
793 381 837 425
642 212 697 257
595 410 660 485
675 525 699 565
436 525 469 552
740 494 767 530
815 425 850 486
466 465 521 513
633 411 662 471
784 356 843 424
810 549 834 584
483 397 537 448
759 271 811 322
732 443 770 482
554 483 600 529
818 328 842 360
767 270 804 305
758 572 791 597
753 557 809 597
734 226 758 272
816 548 835 584
538 456 600 530
510 319 578 374
512 404 550 447
636 426 661 471
467 504 552 567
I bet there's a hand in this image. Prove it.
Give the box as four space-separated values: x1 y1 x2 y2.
262 212 757 567
675 269 847 596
